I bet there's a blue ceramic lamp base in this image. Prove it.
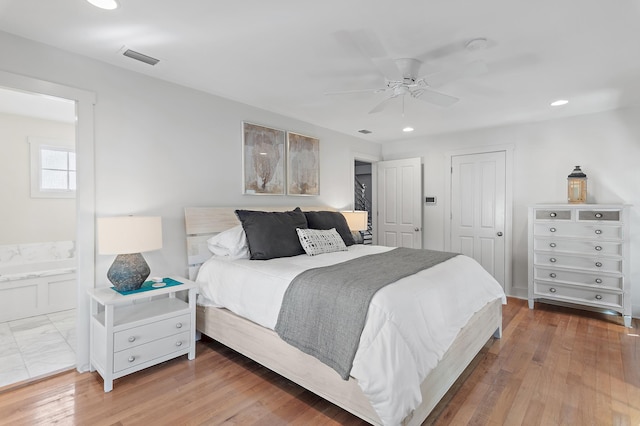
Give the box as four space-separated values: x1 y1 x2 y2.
107 253 151 292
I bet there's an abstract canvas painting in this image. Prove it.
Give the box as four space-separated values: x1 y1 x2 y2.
287 132 319 196
242 122 285 195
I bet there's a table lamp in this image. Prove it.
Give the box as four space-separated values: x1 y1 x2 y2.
98 216 162 292
341 210 368 231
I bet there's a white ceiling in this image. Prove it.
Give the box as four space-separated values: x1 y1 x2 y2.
1 0 639 142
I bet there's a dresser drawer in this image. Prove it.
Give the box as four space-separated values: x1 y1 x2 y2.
114 330 191 373
533 238 622 256
114 313 190 352
533 253 622 273
533 282 622 309
533 222 622 239
577 210 621 222
535 209 572 220
533 267 623 290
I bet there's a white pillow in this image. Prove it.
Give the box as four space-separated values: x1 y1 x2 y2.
206 225 250 259
296 227 347 256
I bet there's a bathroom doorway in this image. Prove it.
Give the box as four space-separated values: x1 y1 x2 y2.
0 86 77 388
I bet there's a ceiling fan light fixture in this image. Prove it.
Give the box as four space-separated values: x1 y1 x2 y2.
403 126 414 133
86 0 118 10
551 99 569 107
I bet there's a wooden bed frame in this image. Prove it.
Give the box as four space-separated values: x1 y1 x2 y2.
185 206 503 426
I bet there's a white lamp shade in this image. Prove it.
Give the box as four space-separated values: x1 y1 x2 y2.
98 216 162 255
341 211 368 231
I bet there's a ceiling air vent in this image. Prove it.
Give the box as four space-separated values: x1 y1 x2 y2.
122 48 160 66
358 129 372 134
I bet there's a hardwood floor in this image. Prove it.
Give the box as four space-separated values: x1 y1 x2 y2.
0 298 637 425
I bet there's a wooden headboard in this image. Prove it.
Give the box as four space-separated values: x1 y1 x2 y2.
184 206 333 279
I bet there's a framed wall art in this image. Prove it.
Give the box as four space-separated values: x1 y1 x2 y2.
242 122 286 195
287 132 319 196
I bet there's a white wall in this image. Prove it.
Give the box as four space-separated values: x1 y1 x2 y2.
0 112 76 244
0 31 381 367
382 108 640 317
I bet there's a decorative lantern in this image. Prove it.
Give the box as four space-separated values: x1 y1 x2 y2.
567 166 587 204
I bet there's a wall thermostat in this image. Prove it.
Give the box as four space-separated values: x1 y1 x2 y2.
425 196 437 205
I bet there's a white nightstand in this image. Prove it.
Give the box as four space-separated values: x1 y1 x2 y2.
88 277 197 392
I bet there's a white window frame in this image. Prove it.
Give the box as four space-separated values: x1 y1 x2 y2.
29 137 76 199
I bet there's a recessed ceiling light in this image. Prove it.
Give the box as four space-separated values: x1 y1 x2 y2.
403 127 414 132
551 99 569 107
86 0 118 10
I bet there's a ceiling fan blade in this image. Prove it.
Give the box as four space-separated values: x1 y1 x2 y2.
416 40 468 63
324 87 385 96
333 30 400 79
424 60 489 88
368 96 396 114
413 89 459 107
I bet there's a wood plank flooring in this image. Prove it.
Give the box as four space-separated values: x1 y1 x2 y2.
0 298 637 425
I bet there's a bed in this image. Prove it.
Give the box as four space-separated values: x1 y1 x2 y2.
185 206 505 426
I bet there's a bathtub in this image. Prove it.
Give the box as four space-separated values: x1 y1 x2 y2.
0 242 77 323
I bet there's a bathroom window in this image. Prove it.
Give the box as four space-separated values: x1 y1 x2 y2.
29 137 76 198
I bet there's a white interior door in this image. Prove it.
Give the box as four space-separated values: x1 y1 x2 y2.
377 158 422 248
450 151 506 286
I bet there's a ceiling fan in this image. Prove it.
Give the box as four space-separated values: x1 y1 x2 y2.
366 57 460 114
326 32 490 114
325 56 466 114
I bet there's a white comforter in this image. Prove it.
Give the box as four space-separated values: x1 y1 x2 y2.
196 245 506 425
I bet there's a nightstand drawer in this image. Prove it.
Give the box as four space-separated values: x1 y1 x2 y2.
534 253 622 273
114 331 191 372
114 313 190 352
533 267 623 289
534 282 622 309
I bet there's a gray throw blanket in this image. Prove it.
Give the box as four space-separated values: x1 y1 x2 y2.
275 247 458 379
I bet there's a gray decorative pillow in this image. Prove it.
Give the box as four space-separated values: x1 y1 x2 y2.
303 210 356 246
235 209 308 260
296 227 348 256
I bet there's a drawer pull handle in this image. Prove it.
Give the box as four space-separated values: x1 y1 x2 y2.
549 243 557 248
176 323 183 329
595 213 603 219
595 229 602 235
595 278 603 284
595 294 603 300
128 356 135 363
550 227 556 233
550 212 557 217
550 258 557 263
549 273 557 278
176 341 183 347
595 262 603 268
549 287 557 293
595 246 602 251
128 336 136 343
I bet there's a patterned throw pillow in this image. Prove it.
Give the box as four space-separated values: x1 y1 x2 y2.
296 227 348 256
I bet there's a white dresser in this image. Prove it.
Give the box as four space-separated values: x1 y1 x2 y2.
528 204 631 327
88 278 197 391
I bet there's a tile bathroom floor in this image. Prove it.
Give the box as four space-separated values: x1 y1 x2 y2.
0 309 76 388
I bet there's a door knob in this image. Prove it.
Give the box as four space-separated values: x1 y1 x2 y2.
414 227 420 232
497 232 503 236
